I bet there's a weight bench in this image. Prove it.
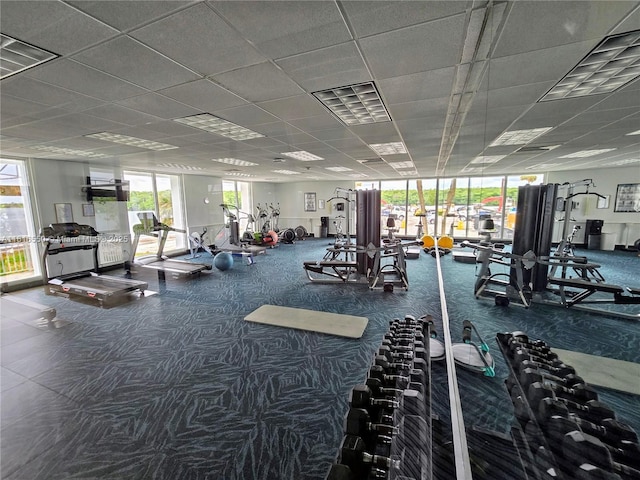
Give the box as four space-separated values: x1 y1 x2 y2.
303 260 358 282
547 276 640 306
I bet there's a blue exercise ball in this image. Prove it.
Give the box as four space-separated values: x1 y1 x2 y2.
214 252 233 271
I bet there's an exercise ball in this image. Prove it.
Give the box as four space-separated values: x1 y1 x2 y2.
214 252 233 271
263 230 278 245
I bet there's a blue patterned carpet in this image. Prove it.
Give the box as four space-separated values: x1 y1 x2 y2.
1 239 639 479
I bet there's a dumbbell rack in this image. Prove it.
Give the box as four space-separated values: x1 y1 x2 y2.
326 314 433 479
326 317 540 480
497 332 640 480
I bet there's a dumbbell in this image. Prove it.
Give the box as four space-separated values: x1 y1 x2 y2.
337 434 398 478
378 345 416 362
519 367 587 391
349 384 399 411
528 381 599 409
546 416 640 469
365 377 403 400
563 431 640 479
508 336 553 355
374 355 413 374
538 407 638 445
326 463 355 480
344 408 397 449
368 365 409 388
538 397 617 426
515 358 577 378
497 331 528 346
511 345 560 365
381 338 423 351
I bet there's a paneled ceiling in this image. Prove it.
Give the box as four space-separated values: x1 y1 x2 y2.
1 1 639 182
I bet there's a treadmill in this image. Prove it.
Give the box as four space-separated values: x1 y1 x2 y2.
130 213 211 277
43 223 148 306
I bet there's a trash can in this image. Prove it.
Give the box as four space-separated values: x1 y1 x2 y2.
320 216 329 238
601 232 616 251
585 219 603 250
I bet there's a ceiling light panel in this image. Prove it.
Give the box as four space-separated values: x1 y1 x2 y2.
29 145 109 158
281 151 324 161
368 142 407 155
212 157 258 167
398 170 418 176
85 132 179 151
541 29 640 101
470 155 505 164
559 149 617 158
156 163 203 170
325 166 353 172
313 82 391 125
387 161 415 169
174 114 264 141
0 33 58 80
489 127 553 146
225 172 255 177
272 169 300 175
626 129 640 135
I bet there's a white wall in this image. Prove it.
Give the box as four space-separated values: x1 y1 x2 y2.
546 166 640 247
252 180 354 236
182 174 224 247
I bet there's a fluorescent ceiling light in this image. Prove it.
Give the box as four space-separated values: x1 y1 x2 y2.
541 29 640 101
368 142 407 155
225 172 255 177
281 151 324 161
212 157 258 167
325 166 353 172
29 145 109 158
606 158 640 166
470 155 505 164
387 161 415 169
174 114 264 141
489 127 553 146
156 163 203 171
313 82 391 125
559 149 616 158
398 170 418 176
0 33 58 80
85 132 178 151
272 169 300 175
626 129 640 135
349 173 369 178
526 164 555 170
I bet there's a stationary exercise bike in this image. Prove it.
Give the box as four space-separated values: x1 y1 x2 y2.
189 227 215 258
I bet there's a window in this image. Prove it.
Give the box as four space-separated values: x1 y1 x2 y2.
0 159 40 284
123 171 185 257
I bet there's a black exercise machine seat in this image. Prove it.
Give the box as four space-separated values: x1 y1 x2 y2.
547 276 640 306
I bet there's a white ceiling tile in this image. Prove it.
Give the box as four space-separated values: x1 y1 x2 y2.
212 63 305 102
0 1 119 54
211 1 352 59
72 36 200 90
257 95 328 121
159 80 247 112
68 1 190 32
341 1 468 38
115 93 201 119
276 42 370 93
360 15 466 78
130 3 265 76
24 59 147 102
